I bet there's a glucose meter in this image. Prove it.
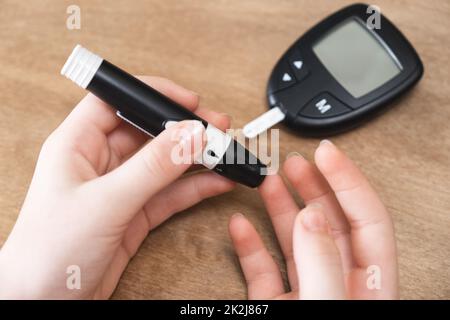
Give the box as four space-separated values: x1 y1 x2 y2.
243 3 423 137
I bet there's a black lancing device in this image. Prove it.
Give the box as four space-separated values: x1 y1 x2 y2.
61 45 266 188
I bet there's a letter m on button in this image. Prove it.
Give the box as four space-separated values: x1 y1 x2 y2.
315 99 332 114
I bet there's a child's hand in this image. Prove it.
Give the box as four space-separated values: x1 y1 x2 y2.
0 76 235 299
229 140 398 299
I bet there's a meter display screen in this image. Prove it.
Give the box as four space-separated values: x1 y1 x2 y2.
313 19 402 98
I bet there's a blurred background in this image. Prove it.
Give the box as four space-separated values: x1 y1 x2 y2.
0 0 449 299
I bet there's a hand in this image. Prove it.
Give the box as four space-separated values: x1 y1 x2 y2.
0 76 235 299
229 140 398 299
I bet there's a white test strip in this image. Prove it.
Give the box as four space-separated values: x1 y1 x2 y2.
243 106 286 139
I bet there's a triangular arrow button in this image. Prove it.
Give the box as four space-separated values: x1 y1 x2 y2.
282 73 292 82
293 60 303 69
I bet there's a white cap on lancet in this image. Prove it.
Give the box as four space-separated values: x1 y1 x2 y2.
60 44 104 89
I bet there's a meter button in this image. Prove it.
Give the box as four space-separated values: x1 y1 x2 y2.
267 59 296 93
299 93 351 118
288 51 309 82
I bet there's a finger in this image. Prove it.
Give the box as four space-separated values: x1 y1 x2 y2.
293 204 346 300
283 155 354 274
61 93 120 135
143 172 235 230
97 171 235 298
106 75 230 161
134 77 232 129
314 140 397 297
89 120 205 224
195 108 231 132
229 213 285 299
107 109 231 162
129 77 232 131
258 174 300 289
119 172 235 258
107 121 149 162
136 76 200 110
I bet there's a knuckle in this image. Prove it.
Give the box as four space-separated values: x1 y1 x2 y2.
191 177 204 200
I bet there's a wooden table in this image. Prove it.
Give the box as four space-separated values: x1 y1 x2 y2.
0 0 449 299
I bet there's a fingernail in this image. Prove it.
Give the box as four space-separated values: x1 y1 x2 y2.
165 120 178 129
301 203 328 232
286 151 304 159
177 120 205 151
320 139 333 146
266 167 278 175
308 202 322 209
185 119 204 137
232 212 245 219
189 89 200 97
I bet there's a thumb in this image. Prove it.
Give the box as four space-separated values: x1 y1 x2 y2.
293 203 347 300
90 120 205 223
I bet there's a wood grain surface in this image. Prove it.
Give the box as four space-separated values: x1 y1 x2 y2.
0 0 449 299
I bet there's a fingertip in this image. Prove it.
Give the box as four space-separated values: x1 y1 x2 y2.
314 140 365 192
137 76 200 110
212 112 232 132
286 151 304 160
231 212 245 221
180 89 200 110
284 155 330 201
294 204 329 248
229 212 250 241
283 155 309 185
294 204 347 299
219 113 232 131
314 140 347 177
228 212 265 259
170 82 200 110
299 203 328 233
283 154 302 171
228 211 285 299
314 139 341 173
